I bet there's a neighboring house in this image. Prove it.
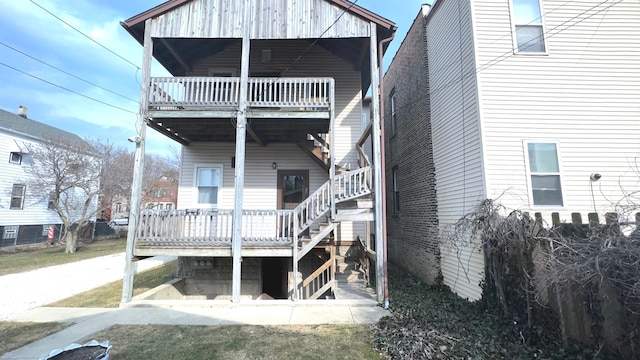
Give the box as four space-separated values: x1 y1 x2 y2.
110 193 130 221
385 1 640 301
121 0 396 303
142 176 177 210
0 106 85 246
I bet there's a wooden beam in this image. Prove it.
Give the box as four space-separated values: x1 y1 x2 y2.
369 21 385 304
246 124 265 146
122 18 153 304
148 109 330 119
231 12 251 303
146 120 191 145
159 38 192 73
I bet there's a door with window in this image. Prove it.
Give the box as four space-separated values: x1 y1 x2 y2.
277 170 309 210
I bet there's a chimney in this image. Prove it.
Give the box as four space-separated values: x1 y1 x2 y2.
18 105 27 118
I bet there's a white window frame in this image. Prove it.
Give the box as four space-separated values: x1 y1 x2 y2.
3 226 18 239
523 141 564 207
9 152 22 164
10 184 26 210
392 166 400 213
193 164 223 208
509 0 548 54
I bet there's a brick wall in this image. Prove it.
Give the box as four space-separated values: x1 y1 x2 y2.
383 9 441 284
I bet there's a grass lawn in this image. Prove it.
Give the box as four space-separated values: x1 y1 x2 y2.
84 324 383 360
48 261 178 308
0 238 126 276
0 322 70 355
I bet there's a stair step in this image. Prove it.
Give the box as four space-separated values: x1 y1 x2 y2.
336 272 364 282
332 281 376 301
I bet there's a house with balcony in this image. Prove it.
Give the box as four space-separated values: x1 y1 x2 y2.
120 0 395 303
384 1 640 301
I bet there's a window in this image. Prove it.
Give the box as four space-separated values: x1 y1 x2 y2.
390 90 397 134
47 192 56 210
9 152 22 164
3 226 18 239
10 184 26 209
156 204 164 210
511 0 546 53
392 166 400 213
153 189 162 198
166 203 173 210
196 165 222 207
526 142 563 206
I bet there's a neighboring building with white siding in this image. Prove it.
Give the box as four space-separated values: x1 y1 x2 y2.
0 107 86 247
121 0 396 304
385 0 640 301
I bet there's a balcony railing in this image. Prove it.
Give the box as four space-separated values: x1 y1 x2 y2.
149 77 333 111
136 209 295 247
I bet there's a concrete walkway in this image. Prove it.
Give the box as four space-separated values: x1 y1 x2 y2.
0 254 390 360
0 252 174 321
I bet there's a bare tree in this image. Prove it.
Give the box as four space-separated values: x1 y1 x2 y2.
94 141 134 220
25 138 102 253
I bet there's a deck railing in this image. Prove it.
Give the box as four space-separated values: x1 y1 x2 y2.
148 77 333 110
136 209 294 245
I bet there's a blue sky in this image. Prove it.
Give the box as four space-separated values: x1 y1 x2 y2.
0 0 428 156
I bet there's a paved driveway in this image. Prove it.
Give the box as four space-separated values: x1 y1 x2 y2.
0 253 174 320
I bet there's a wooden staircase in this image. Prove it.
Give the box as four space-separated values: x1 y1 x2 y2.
332 255 376 300
293 166 373 300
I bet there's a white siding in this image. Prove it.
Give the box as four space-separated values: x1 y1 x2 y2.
427 0 486 300
186 40 366 241
178 142 365 242
474 0 640 225
0 132 61 227
149 0 371 39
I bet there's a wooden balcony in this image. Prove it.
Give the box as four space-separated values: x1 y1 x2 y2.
148 77 333 119
134 209 295 257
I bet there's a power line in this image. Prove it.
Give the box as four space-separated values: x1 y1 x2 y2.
29 0 141 70
0 41 139 104
0 62 137 114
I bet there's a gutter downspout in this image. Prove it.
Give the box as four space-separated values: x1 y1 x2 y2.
378 28 396 310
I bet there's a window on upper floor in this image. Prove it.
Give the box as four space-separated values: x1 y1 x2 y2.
10 184 26 210
526 142 563 206
9 152 22 164
196 165 223 207
390 90 397 135
510 0 546 53
392 166 400 213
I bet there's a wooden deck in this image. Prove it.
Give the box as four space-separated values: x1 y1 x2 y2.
135 209 295 257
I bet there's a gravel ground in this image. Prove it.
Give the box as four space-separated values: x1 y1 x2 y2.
0 253 175 321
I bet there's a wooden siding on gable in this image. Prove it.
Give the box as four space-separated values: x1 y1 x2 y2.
149 0 371 39
427 0 486 301
473 0 640 225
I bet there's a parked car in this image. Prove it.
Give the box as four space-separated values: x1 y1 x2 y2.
109 218 128 227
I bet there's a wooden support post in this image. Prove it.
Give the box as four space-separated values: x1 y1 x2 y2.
122 19 152 304
329 79 336 219
232 24 251 303
369 22 385 303
292 214 299 300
